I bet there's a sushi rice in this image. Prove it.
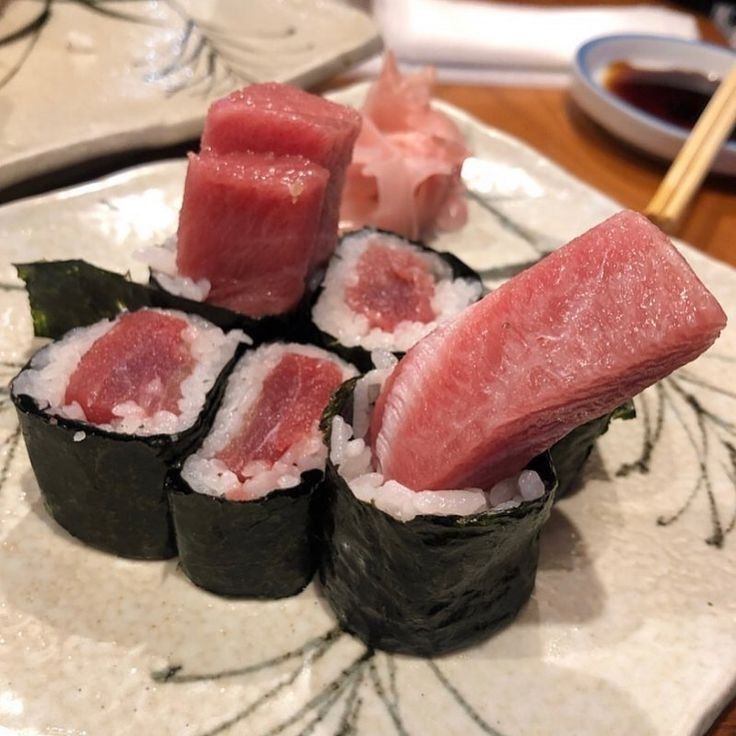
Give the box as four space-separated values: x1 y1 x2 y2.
138 237 211 302
13 308 246 436
312 231 483 352
182 342 356 501
330 351 545 521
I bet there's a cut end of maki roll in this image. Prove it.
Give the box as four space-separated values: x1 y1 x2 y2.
319 360 556 657
311 229 483 367
171 343 357 598
11 308 244 559
182 343 356 501
14 308 245 437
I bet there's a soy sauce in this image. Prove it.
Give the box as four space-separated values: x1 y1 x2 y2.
604 61 735 143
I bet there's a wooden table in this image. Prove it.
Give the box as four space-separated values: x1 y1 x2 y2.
400 10 734 734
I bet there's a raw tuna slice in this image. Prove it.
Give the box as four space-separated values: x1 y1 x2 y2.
345 238 437 331
370 210 728 491
176 151 329 318
201 83 361 267
65 310 195 424
216 352 345 482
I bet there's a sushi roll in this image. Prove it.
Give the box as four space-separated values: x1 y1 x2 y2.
311 229 484 370
169 343 356 598
11 308 244 559
144 83 363 330
550 401 635 499
319 211 727 657
320 358 557 656
145 151 329 332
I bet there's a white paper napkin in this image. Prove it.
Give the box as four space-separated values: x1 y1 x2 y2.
354 0 700 86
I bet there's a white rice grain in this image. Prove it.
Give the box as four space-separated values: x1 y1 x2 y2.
136 237 211 302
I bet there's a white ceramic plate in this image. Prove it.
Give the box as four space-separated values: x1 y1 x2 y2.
570 34 736 176
0 0 381 190
0 86 735 736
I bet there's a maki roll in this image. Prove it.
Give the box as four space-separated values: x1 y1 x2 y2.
17 260 270 342
311 229 483 370
11 308 244 559
144 82 362 330
319 211 727 657
169 343 356 598
321 358 556 656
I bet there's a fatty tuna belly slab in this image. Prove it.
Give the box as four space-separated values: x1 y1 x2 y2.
201 83 361 266
176 152 328 318
371 210 727 491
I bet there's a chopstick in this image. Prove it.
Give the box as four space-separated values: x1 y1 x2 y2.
645 62 736 234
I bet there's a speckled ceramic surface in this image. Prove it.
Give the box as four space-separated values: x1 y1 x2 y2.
0 86 735 736
0 0 380 189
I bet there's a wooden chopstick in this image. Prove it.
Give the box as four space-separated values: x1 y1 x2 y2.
645 62 736 234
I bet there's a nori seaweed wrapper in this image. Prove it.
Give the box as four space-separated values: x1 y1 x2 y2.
149 271 316 346
168 470 322 598
10 336 239 560
550 400 636 499
16 260 311 345
317 379 557 657
310 229 485 372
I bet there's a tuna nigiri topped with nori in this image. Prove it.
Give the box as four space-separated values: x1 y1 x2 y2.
370 210 727 492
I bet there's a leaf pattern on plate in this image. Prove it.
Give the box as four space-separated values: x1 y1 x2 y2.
615 366 736 547
152 627 508 736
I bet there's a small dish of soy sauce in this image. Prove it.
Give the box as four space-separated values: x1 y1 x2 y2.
570 34 736 175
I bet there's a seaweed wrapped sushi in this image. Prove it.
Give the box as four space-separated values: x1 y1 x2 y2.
319 211 727 656
169 342 356 598
311 229 483 370
321 355 557 656
144 82 361 335
11 308 244 559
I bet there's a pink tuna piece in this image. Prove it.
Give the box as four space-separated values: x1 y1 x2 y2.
201 83 361 268
65 311 194 424
370 210 727 491
345 238 437 331
176 151 329 318
217 353 345 488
